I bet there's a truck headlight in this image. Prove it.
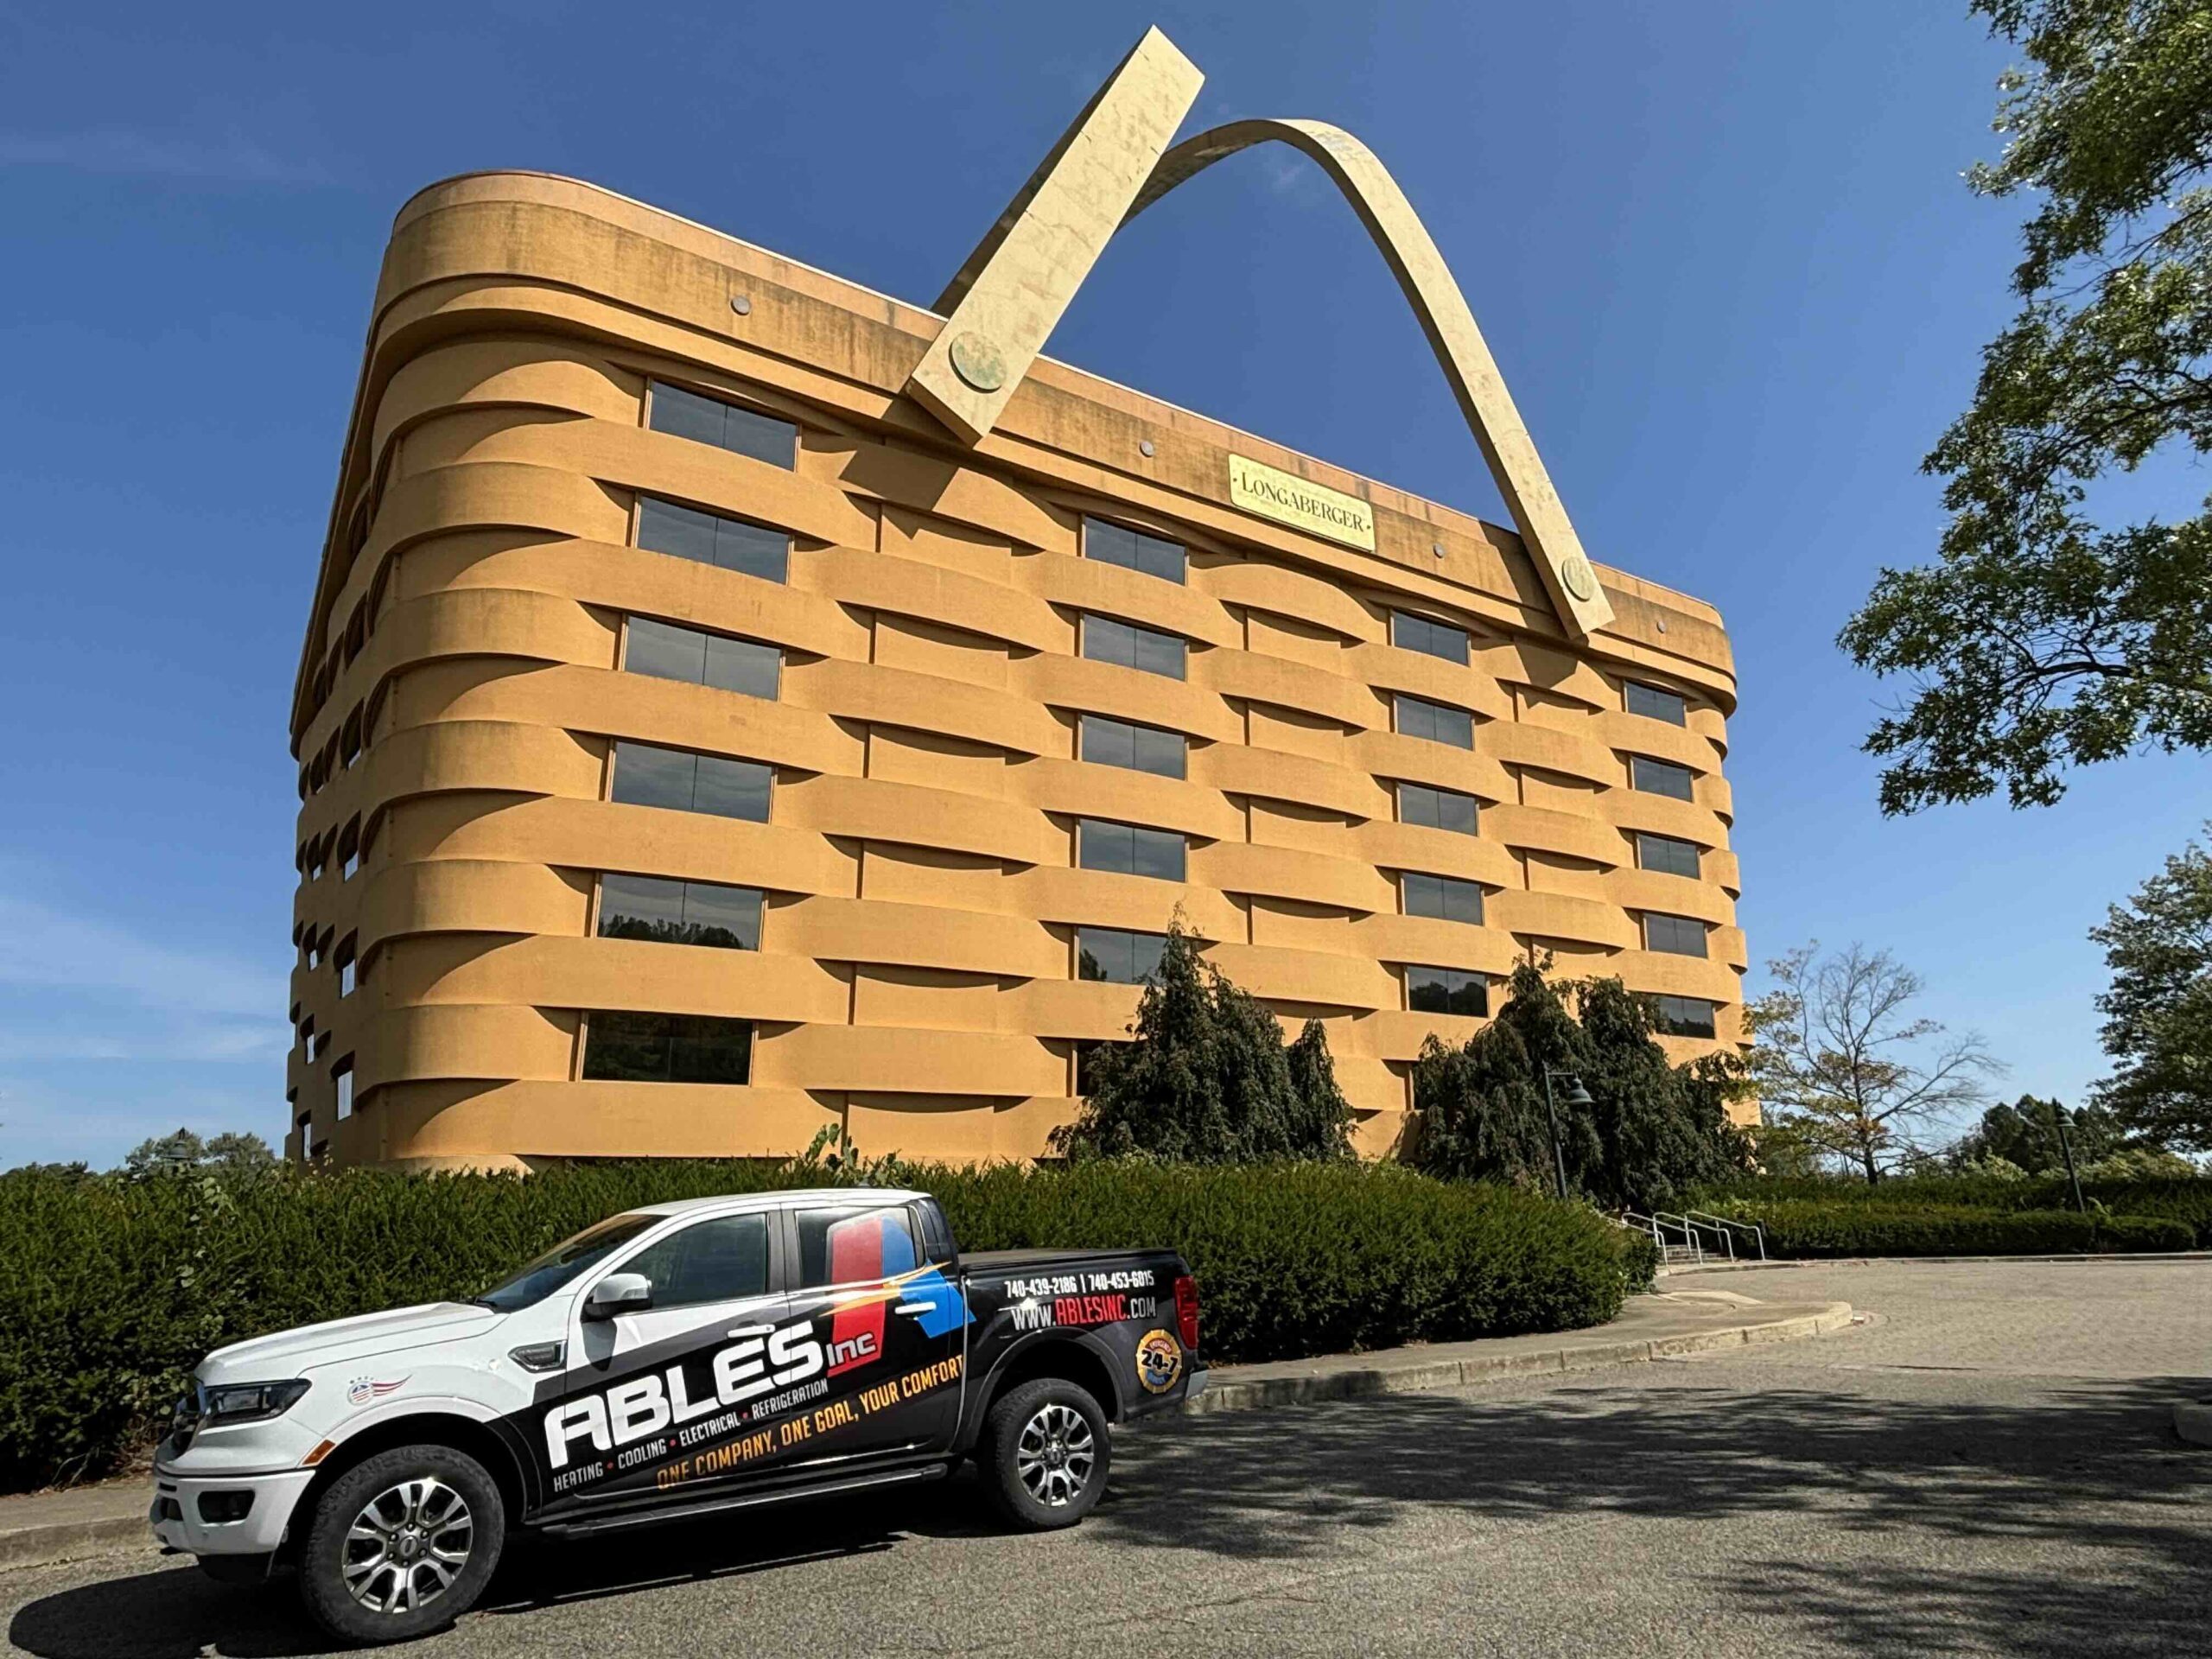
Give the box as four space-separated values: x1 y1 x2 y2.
202 1380 312 1426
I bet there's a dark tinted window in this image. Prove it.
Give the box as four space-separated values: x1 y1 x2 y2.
637 495 791 583
599 874 762 950
626 617 781 701
648 381 798 468
1402 872 1484 925
1636 832 1701 879
1079 714 1185 779
1077 818 1185 881
1076 926 1167 984
1630 756 1696 801
622 1212 771 1307
1084 614 1185 680
1625 681 1688 725
1084 517 1185 583
1643 912 1709 957
1397 781 1479 836
475 1212 660 1312
1391 612 1470 664
1407 967 1489 1017
1395 694 1473 749
795 1205 920 1288
1653 995 1717 1039
610 742 772 822
582 1011 753 1083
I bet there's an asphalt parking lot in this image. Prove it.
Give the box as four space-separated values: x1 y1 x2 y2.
6 1259 2208 1658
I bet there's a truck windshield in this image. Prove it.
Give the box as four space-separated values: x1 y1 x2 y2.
474 1213 660 1312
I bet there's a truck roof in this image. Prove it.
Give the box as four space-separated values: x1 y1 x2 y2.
626 1185 926 1218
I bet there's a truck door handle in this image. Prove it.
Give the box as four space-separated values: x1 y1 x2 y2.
893 1302 931 1316
726 1325 774 1339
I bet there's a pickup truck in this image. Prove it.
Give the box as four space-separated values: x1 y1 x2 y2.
149 1185 1203 1643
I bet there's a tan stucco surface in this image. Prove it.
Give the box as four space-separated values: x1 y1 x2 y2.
284 172 1745 1170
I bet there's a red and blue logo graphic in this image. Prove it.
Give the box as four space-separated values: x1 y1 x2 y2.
822 1213 971 1376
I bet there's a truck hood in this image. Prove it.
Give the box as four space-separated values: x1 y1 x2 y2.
202 1302 501 1380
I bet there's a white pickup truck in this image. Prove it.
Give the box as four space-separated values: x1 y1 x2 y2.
150 1185 1203 1643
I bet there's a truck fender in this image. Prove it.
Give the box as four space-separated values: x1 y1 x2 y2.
958 1329 1125 1451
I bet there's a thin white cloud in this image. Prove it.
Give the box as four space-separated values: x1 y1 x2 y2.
0 130 327 185
0 890 286 1018
0 1022 287 1065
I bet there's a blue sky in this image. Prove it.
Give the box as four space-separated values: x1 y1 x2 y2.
1 2 2202 1166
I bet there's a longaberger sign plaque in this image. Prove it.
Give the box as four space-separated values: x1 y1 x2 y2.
1226 454 1376 551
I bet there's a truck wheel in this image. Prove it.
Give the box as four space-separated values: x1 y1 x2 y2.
296 1444 505 1644
981 1377 1111 1529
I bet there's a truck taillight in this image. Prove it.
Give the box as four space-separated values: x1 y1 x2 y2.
1173 1274 1199 1352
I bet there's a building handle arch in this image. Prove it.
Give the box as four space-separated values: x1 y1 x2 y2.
904 31 1611 638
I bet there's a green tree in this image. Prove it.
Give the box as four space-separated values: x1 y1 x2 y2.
1949 1093 2130 1173
1051 924 1354 1162
119 1128 276 1177
2089 830 2212 1147
1750 944 2000 1182
1409 963 1750 1209
1840 0 2212 813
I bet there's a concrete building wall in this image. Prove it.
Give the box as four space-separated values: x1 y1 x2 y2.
283 173 1745 1170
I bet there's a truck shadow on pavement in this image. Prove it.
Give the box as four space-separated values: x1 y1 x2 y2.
10 1376 2209 1657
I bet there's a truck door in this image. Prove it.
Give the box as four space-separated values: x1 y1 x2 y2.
544 1210 797 1511
780 1199 969 1466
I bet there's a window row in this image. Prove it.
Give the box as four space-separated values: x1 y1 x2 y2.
1642 912 1710 957
1083 613 1185 679
648 380 798 468
1084 516 1185 583
569 988 1717 1096
1395 693 1473 749
625 615 781 700
1390 610 1470 665
1079 713 1185 779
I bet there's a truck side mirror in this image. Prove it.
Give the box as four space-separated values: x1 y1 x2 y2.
583 1272 653 1321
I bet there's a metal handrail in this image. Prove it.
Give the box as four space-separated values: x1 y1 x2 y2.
1654 1211 1727 1263
1624 1210 1706 1265
1684 1210 1768 1263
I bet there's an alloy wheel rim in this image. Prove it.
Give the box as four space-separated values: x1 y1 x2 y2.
1014 1402 1096 1507
341 1476 474 1615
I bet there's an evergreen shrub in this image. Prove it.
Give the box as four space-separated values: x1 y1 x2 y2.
0 1158 1634 1491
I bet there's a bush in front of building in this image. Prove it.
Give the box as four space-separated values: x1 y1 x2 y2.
1051 924 1356 1163
0 1155 1638 1493
1702 1198 2196 1259
1410 963 1752 1211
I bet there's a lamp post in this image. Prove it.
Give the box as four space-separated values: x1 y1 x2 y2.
1541 1068 1592 1202
2049 1103 2087 1214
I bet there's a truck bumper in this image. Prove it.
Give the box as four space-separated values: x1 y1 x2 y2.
1183 1364 1208 1402
149 1466 316 1558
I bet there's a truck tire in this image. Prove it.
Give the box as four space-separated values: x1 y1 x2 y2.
296 1443 506 1644
980 1376 1111 1529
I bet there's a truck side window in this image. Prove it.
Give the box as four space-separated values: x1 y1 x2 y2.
913 1200 956 1266
795 1206 919 1288
621 1213 770 1308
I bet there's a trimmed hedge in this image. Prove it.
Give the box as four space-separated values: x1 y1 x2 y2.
0 1159 1639 1493
1694 1174 2212 1247
1705 1198 2196 1259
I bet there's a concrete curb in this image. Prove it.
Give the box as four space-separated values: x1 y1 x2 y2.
1662 1252 2212 1275
0 1513 148 1573
1183 1300 1855 1415
2175 1400 2212 1447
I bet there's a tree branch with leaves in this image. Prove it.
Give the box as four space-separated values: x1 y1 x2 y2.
1750 943 2002 1180
1840 0 2212 812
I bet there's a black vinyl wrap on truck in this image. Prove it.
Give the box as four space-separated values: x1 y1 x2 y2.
493 1200 1200 1529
